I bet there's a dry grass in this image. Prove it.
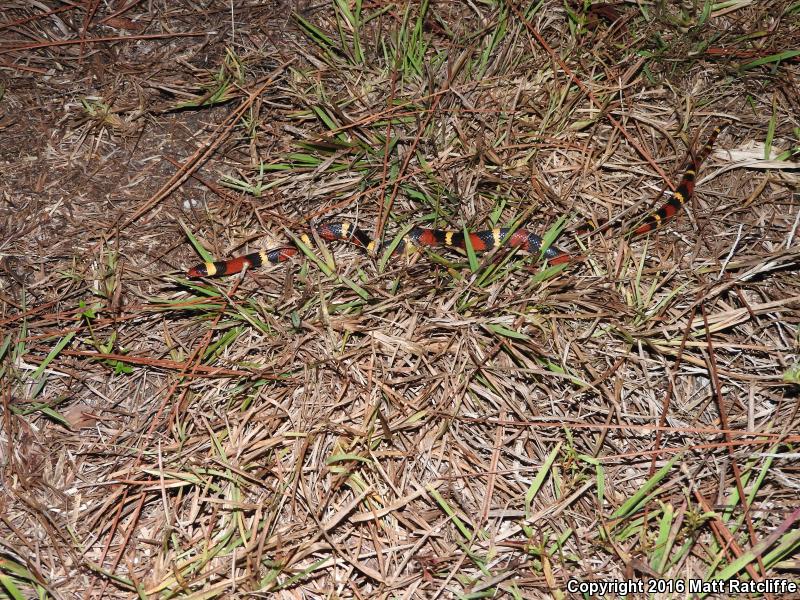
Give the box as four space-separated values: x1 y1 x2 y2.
1 1 799 598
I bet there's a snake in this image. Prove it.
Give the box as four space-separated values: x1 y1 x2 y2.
186 223 567 278
629 122 728 236
186 123 728 279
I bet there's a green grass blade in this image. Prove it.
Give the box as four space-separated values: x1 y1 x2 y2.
378 222 415 272
428 485 473 541
463 226 479 272
0 575 27 600
650 502 674 572
610 453 682 521
179 220 214 263
292 233 333 277
700 516 800 598
741 49 800 70
336 274 370 301
766 95 777 159
530 260 569 283
292 13 335 49
539 213 568 261
525 443 562 518
484 323 530 340
30 332 75 382
0 335 11 362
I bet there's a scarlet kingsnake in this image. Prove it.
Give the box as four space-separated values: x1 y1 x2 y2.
629 122 728 236
186 224 567 278
186 123 728 279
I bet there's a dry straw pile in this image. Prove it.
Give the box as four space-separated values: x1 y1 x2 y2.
1 0 798 598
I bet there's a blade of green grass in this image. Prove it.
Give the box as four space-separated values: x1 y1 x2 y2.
610 453 682 522
290 233 369 300
292 13 336 50
0 575 27 600
700 510 800 598
378 222 415 272
334 0 363 64
30 332 75 382
525 442 562 518
539 213 569 261
741 49 800 70
650 502 675 572
428 485 474 541
463 226 479 272
484 323 530 341
311 105 348 143
766 95 777 160
179 220 214 263
0 333 10 360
